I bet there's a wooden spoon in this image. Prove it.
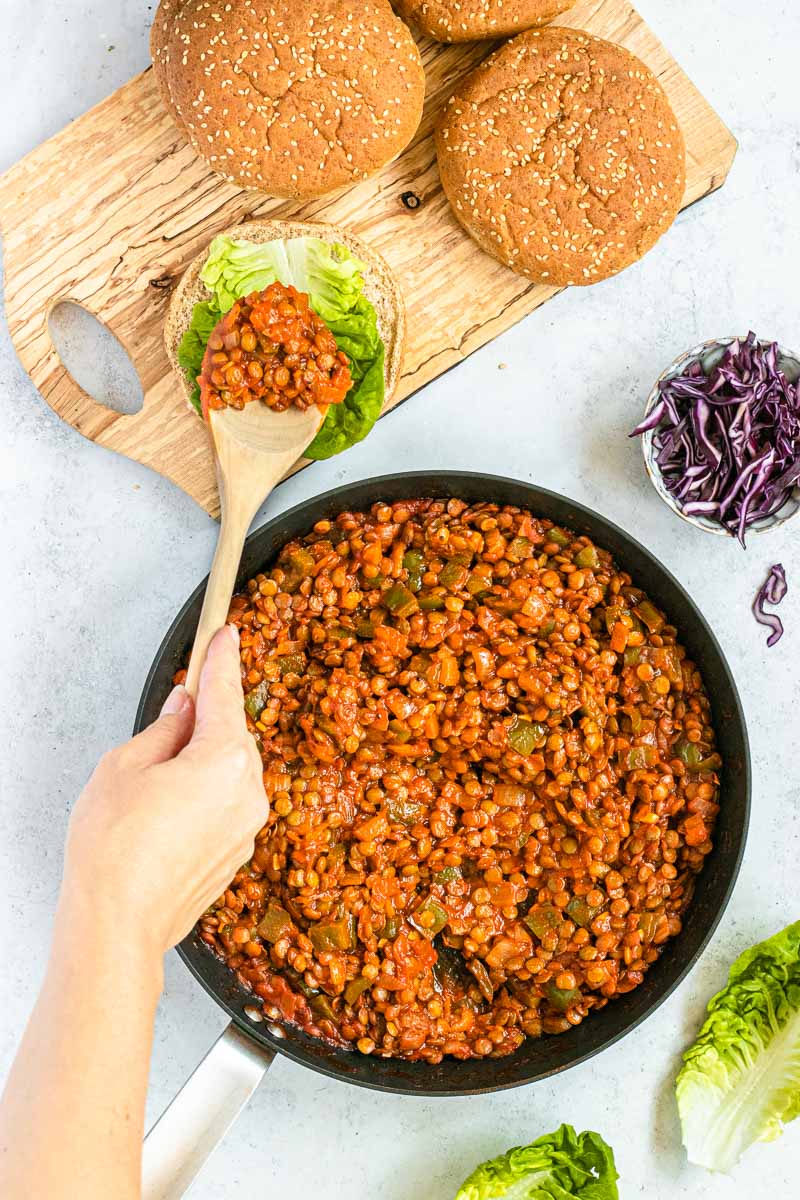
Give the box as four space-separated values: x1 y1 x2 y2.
183 402 325 698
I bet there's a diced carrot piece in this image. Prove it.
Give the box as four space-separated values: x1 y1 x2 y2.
684 814 708 846
375 624 408 656
611 622 629 653
438 650 459 687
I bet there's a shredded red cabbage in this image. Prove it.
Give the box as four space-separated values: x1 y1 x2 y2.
631 333 800 546
753 563 788 647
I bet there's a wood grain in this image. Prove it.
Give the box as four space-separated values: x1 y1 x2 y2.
0 0 736 519
184 403 325 697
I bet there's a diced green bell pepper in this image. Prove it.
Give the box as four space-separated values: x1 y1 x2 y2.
281 548 315 592
575 545 600 570
565 897 601 929
466 572 490 598
433 866 462 884
618 745 658 771
439 560 469 590
621 704 643 735
638 911 660 942
317 715 340 740
384 583 419 617
545 980 580 1012
548 528 570 547
309 913 357 953
287 969 318 999
276 653 305 676
310 994 335 1022
257 903 292 944
403 550 425 592
524 905 561 939
244 681 270 720
410 895 448 938
657 646 683 684
386 797 424 824
378 915 400 940
508 718 547 756
506 536 532 562
674 738 720 772
467 957 494 1002
360 571 384 589
344 975 372 1006
633 600 665 633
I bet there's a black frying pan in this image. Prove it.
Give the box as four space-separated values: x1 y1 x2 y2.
136 473 749 1196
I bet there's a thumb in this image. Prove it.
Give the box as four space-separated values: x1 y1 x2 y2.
193 625 247 744
126 685 196 766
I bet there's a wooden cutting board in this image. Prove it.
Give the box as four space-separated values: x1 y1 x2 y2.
0 0 736 519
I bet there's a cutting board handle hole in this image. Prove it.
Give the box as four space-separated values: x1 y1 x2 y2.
48 301 144 416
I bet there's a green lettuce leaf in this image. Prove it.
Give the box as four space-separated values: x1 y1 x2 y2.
305 295 385 459
676 920 800 1173
177 299 223 414
199 236 287 315
199 234 368 323
186 235 384 455
454 1125 619 1200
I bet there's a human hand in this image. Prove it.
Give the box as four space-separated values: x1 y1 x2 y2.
62 625 267 957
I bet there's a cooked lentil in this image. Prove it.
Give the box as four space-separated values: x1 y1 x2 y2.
190 499 721 1062
199 282 352 417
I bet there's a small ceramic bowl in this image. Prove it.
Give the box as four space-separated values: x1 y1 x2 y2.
640 336 800 537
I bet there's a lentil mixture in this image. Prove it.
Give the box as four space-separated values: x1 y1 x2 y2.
199 282 352 418
192 499 721 1062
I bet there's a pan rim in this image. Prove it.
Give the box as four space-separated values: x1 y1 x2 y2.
135 470 751 1096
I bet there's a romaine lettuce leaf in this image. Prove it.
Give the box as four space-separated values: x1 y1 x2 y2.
285 236 366 325
177 299 223 414
199 236 288 315
676 920 800 1173
184 235 385 456
454 1125 619 1200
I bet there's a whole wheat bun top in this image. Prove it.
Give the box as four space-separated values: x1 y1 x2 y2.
165 220 406 411
394 0 574 42
151 0 426 200
436 27 686 287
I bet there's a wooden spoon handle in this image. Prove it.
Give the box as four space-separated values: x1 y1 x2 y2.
184 498 257 700
182 400 322 699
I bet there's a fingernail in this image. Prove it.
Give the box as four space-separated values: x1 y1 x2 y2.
160 684 191 717
226 623 240 647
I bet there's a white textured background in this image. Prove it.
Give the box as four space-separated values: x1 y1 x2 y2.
1 2 798 1197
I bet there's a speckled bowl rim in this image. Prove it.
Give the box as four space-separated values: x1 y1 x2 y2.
641 336 800 538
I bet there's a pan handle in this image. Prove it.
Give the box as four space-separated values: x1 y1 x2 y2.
142 1022 274 1199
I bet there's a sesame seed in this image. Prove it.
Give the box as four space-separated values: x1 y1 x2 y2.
436 26 685 288
153 0 424 198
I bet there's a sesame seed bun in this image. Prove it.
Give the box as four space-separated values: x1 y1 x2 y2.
151 0 426 200
394 0 574 43
164 220 406 413
436 28 686 287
